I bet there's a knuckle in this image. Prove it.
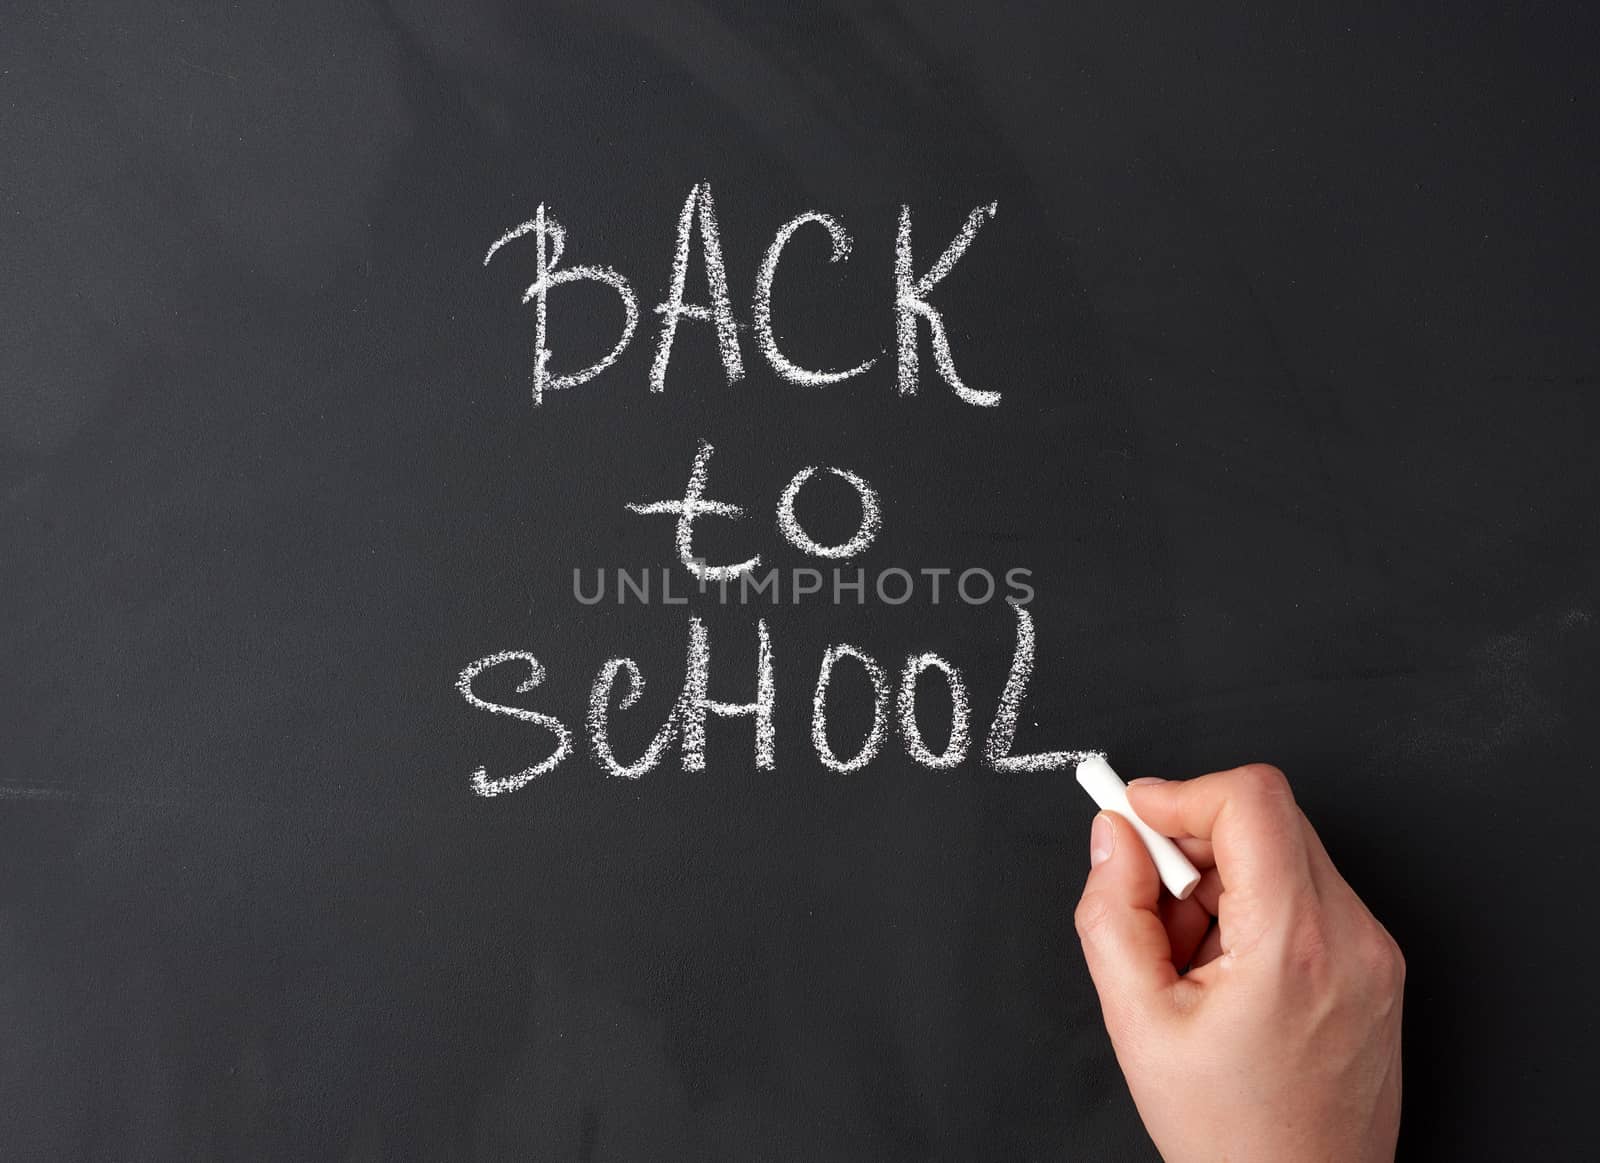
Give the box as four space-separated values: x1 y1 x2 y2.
1377 929 1407 989
1074 892 1111 943
1235 762 1293 803
1351 921 1406 998
1358 930 1389 972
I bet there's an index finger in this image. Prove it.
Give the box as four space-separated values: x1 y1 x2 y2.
1126 764 1314 900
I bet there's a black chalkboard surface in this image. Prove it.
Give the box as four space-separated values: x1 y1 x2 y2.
4 3 1597 1159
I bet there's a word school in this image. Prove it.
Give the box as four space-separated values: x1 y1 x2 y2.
484 184 1003 406
457 604 1095 794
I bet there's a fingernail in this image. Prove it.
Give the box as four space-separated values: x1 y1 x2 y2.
1128 777 1166 787
1090 813 1114 867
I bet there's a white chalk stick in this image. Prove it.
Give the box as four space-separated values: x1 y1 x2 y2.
1076 756 1202 900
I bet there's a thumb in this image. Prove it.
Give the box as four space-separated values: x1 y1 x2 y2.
1074 812 1179 1030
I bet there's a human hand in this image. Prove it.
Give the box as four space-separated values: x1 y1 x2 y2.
1074 764 1404 1162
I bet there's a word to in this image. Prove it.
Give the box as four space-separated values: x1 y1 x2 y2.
628 439 884 581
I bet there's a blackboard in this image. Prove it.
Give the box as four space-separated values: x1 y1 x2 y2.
4 3 1597 1158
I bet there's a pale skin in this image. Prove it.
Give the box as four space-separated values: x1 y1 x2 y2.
1074 764 1405 1163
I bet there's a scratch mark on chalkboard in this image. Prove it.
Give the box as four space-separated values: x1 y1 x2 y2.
172 56 239 83
578 1105 601 1163
0 785 85 802
1386 603 1591 770
0 783 184 808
